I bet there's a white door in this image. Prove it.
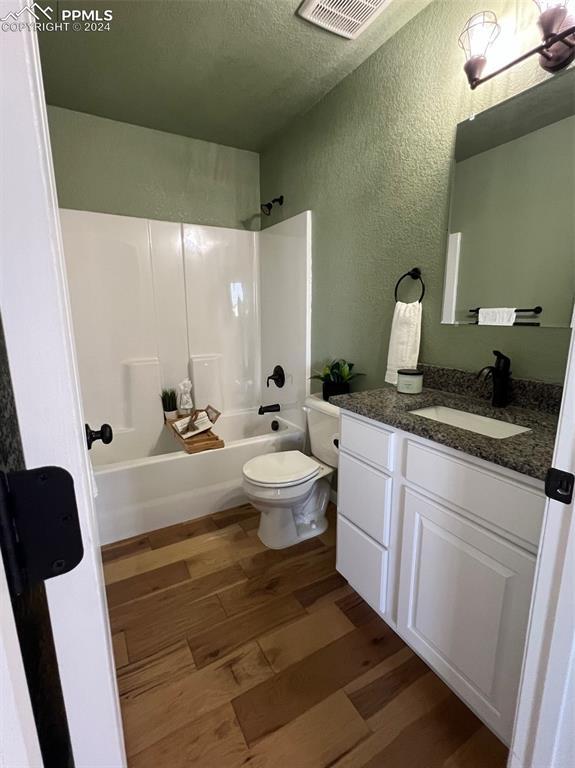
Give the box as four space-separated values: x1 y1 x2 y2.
0 561 43 768
509 327 575 768
0 8 125 767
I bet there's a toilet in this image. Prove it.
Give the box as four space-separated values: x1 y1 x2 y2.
242 395 340 549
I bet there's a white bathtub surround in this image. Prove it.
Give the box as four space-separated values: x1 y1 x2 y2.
260 211 312 427
95 413 303 544
62 208 313 541
183 224 260 412
62 208 311 452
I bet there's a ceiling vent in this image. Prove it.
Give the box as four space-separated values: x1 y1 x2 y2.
297 0 391 40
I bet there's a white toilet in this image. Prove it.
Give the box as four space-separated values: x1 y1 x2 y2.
242 395 340 549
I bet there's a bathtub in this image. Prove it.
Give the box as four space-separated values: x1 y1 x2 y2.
94 412 305 545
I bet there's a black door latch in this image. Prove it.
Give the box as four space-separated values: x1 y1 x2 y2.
85 423 113 450
545 467 574 505
0 467 84 596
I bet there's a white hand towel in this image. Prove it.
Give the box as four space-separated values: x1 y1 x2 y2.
385 301 422 385
477 308 516 326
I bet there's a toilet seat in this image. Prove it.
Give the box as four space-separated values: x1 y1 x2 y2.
243 450 320 488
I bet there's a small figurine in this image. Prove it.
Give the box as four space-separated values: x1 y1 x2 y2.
177 379 194 416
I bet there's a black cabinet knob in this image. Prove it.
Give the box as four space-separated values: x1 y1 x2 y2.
85 424 113 450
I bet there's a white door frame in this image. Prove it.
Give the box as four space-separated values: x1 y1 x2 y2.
1 10 573 768
0 9 125 768
509 326 575 768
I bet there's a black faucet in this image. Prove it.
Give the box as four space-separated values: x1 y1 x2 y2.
477 350 512 407
258 403 281 415
266 365 285 388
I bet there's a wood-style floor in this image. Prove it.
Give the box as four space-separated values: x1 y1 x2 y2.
102 503 508 768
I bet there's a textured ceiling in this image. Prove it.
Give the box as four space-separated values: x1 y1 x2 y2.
38 0 431 151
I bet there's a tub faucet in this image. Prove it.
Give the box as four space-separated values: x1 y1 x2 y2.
477 350 511 408
258 403 281 415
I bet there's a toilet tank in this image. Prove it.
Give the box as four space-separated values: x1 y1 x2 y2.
304 395 340 468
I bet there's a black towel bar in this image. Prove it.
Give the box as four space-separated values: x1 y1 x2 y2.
469 306 543 315
394 268 425 303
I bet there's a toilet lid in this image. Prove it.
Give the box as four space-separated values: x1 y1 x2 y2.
243 451 320 487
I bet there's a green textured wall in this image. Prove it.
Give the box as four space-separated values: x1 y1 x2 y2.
260 0 573 384
47 107 260 229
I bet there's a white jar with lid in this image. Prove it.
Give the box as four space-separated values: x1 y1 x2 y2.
396 368 423 394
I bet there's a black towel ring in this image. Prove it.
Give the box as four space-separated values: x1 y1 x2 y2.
394 267 425 303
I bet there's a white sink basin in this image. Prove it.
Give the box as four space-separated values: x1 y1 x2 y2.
409 405 531 439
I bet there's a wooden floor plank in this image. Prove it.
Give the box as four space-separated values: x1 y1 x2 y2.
442 725 508 768
239 514 259 532
110 564 244 634
124 593 225 662
219 546 336 617
128 703 249 768
147 516 218 549
368 669 456 735
333 674 456 767
122 642 273 757
112 632 129 668
184 530 267 580
232 618 405 746
238 537 324 579
293 571 349 610
343 646 414 697
211 503 259 529
188 595 306 669
348 653 430 721
243 691 369 768
101 535 151 564
259 604 354 673
360 694 483 768
336 592 381 627
100 504 507 768
117 640 196 698
106 560 191 608
104 524 247 584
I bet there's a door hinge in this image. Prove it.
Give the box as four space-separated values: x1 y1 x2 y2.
0 467 83 596
545 467 574 505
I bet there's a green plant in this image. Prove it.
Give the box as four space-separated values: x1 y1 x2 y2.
310 359 364 384
161 388 177 411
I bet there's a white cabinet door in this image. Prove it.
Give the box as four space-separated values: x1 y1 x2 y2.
338 452 392 546
337 515 388 615
397 488 536 743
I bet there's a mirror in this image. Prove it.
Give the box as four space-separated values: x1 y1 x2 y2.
443 71 575 328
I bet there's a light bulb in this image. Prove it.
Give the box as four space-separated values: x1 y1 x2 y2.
458 11 501 87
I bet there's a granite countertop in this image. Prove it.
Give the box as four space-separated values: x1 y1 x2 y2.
331 386 558 481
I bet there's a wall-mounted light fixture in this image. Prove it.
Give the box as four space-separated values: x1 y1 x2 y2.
459 2 575 89
260 195 284 216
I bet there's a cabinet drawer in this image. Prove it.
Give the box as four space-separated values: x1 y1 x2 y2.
338 452 391 546
405 441 544 549
340 414 394 471
337 515 387 614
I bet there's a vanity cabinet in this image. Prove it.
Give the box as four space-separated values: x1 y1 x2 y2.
336 411 545 743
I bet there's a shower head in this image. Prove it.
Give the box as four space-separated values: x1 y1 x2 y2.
260 195 284 216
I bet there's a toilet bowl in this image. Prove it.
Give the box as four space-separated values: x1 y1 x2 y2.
242 395 340 549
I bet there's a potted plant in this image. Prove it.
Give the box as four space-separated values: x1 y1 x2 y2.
310 359 364 401
161 388 178 421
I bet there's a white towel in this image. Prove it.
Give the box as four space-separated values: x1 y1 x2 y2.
477 308 516 326
385 301 422 385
